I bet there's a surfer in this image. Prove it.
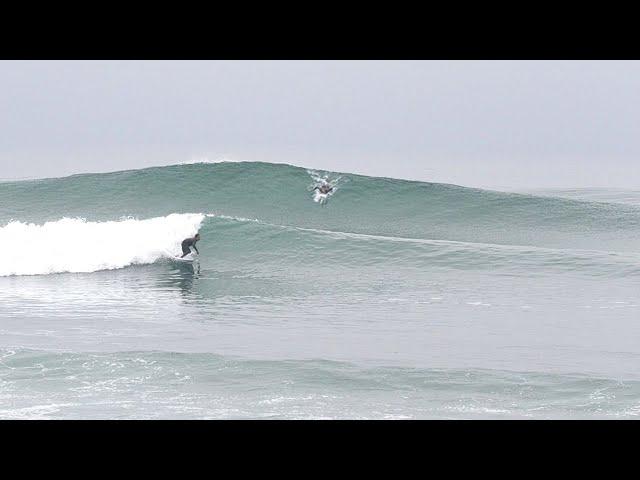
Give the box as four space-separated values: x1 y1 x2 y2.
180 233 200 258
313 184 334 195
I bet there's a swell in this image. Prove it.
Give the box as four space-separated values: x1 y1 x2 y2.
199 215 640 278
1 161 640 253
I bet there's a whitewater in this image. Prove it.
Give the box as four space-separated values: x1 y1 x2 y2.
0 214 204 276
1 161 640 419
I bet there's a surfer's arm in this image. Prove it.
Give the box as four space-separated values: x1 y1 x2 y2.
194 246 199 254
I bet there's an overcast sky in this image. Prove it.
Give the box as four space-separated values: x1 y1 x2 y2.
1 60 638 189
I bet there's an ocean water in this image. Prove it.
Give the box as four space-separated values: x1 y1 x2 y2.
1 161 640 419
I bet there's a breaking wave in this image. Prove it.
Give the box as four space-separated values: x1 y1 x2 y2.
0 214 204 276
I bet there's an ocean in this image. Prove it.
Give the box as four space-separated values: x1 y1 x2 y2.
1 161 639 419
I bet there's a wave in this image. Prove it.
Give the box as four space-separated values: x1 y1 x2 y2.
2 348 640 419
197 214 640 277
1 161 640 277
2 209 638 278
0 214 204 276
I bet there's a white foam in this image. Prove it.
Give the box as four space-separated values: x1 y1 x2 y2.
0 213 204 276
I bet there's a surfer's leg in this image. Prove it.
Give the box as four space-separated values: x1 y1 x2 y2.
181 245 190 258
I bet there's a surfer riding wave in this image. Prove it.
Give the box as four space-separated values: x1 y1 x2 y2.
180 233 200 258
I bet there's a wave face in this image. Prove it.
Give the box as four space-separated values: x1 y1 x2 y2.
2 161 640 276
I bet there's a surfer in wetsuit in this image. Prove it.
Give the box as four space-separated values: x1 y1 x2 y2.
313 184 333 194
180 233 200 258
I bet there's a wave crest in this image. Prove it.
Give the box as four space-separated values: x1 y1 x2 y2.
0 213 204 276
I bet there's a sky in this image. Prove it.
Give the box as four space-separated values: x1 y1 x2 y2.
0 60 638 190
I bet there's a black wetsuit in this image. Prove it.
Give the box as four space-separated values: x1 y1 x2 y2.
314 186 333 194
181 237 199 256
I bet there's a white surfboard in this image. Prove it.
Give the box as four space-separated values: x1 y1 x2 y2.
174 253 198 263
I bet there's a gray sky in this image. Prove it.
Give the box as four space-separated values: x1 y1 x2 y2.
1 60 638 189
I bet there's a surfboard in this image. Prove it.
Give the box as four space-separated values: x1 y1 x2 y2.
174 254 197 263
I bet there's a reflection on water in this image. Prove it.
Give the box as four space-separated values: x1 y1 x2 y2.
162 263 199 297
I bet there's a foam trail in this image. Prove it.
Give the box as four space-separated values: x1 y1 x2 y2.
0 213 204 276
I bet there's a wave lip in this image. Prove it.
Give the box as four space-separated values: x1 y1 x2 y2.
0 213 204 276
